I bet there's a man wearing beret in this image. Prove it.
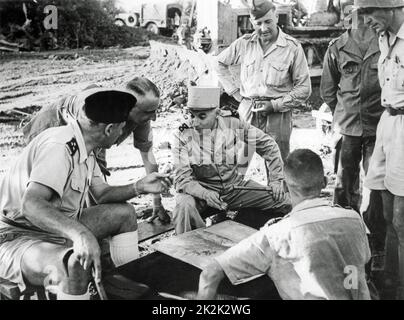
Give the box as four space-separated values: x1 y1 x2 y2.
172 86 291 235
215 0 312 163
22 77 170 223
0 90 172 300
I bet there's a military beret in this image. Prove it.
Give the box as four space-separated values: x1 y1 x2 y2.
249 0 276 20
84 90 136 124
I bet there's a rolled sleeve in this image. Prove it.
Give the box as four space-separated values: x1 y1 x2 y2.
272 44 312 113
215 230 274 285
28 143 71 199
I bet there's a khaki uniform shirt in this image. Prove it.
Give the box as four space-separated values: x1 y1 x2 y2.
0 121 103 231
23 89 153 152
172 112 284 198
216 199 371 300
321 31 384 137
216 28 312 113
379 23 404 109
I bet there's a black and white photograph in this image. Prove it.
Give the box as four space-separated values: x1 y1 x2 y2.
0 0 403 305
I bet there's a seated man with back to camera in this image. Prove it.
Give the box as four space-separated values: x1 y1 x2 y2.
197 149 371 300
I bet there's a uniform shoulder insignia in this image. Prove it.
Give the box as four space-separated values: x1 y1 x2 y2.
66 138 79 156
178 123 190 133
242 33 253 41
265 217 284 227
328 38 338 48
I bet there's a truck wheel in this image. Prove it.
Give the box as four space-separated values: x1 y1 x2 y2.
146 23 159 35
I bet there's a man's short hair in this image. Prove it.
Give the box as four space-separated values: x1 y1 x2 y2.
126 77 160 98
284 149 324 195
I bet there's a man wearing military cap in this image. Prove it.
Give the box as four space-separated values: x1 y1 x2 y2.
172 86 291 235
215 0 312 164
0 90 172 300
22 77 170 224
355 0 404 299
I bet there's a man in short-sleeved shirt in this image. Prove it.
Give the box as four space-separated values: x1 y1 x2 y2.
0 90 171 300
22 77 169 223
197 150 371 300
215 0 311 161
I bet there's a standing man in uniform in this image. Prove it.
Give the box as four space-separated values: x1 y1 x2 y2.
215 0 312 162
23 77 170 223
172 86 291 235
320 7 385 257
355 0 404 299
0 90 172 300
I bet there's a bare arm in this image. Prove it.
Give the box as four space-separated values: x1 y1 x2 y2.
197 260 226 300
22 182 102 279
141 150 163 205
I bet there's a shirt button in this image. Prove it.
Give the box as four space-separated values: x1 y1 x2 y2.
387 78 390 81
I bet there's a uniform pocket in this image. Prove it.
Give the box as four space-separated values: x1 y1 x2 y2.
339 60 360 93
266 62 289 87
241 58 256 81
61 177 85 213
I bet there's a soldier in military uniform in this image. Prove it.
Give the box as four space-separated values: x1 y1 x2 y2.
0 90 172 300
320 7 385 259
197 149 371 300
355 0 404 300
215 0 312 163
22 77 170 223
172 86 291 235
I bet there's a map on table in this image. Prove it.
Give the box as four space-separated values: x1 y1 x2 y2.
153 220 256 270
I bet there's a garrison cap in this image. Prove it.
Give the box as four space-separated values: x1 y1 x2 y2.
354 0 404 9
187 86 220 110
248 0 276 20
84 90 136 124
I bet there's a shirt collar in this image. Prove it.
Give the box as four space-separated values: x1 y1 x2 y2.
250 27 287 47
70 120 89 163
290 198 330 214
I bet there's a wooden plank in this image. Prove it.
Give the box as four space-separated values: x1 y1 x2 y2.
138 219 174 243
153 221 256 270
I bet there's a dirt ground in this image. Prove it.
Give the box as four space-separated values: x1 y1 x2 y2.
0 46 334 251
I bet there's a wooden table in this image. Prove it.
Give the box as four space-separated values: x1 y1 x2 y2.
114 251 281 300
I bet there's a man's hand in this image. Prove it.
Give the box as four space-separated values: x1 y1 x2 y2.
269 181 286 202
136 173 172 195
252 101 275 115
72 232 102 282
147 205 171 224
203 191 228 211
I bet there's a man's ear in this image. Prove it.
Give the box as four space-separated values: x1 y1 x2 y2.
104 123 114 137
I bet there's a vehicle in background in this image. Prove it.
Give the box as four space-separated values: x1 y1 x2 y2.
114 0 183 36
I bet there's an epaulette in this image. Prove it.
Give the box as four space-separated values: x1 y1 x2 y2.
285 34 299 46
242 33 253 41
328 38 338 48
265 217 284 227
178 123 190 133
66 138 79 156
